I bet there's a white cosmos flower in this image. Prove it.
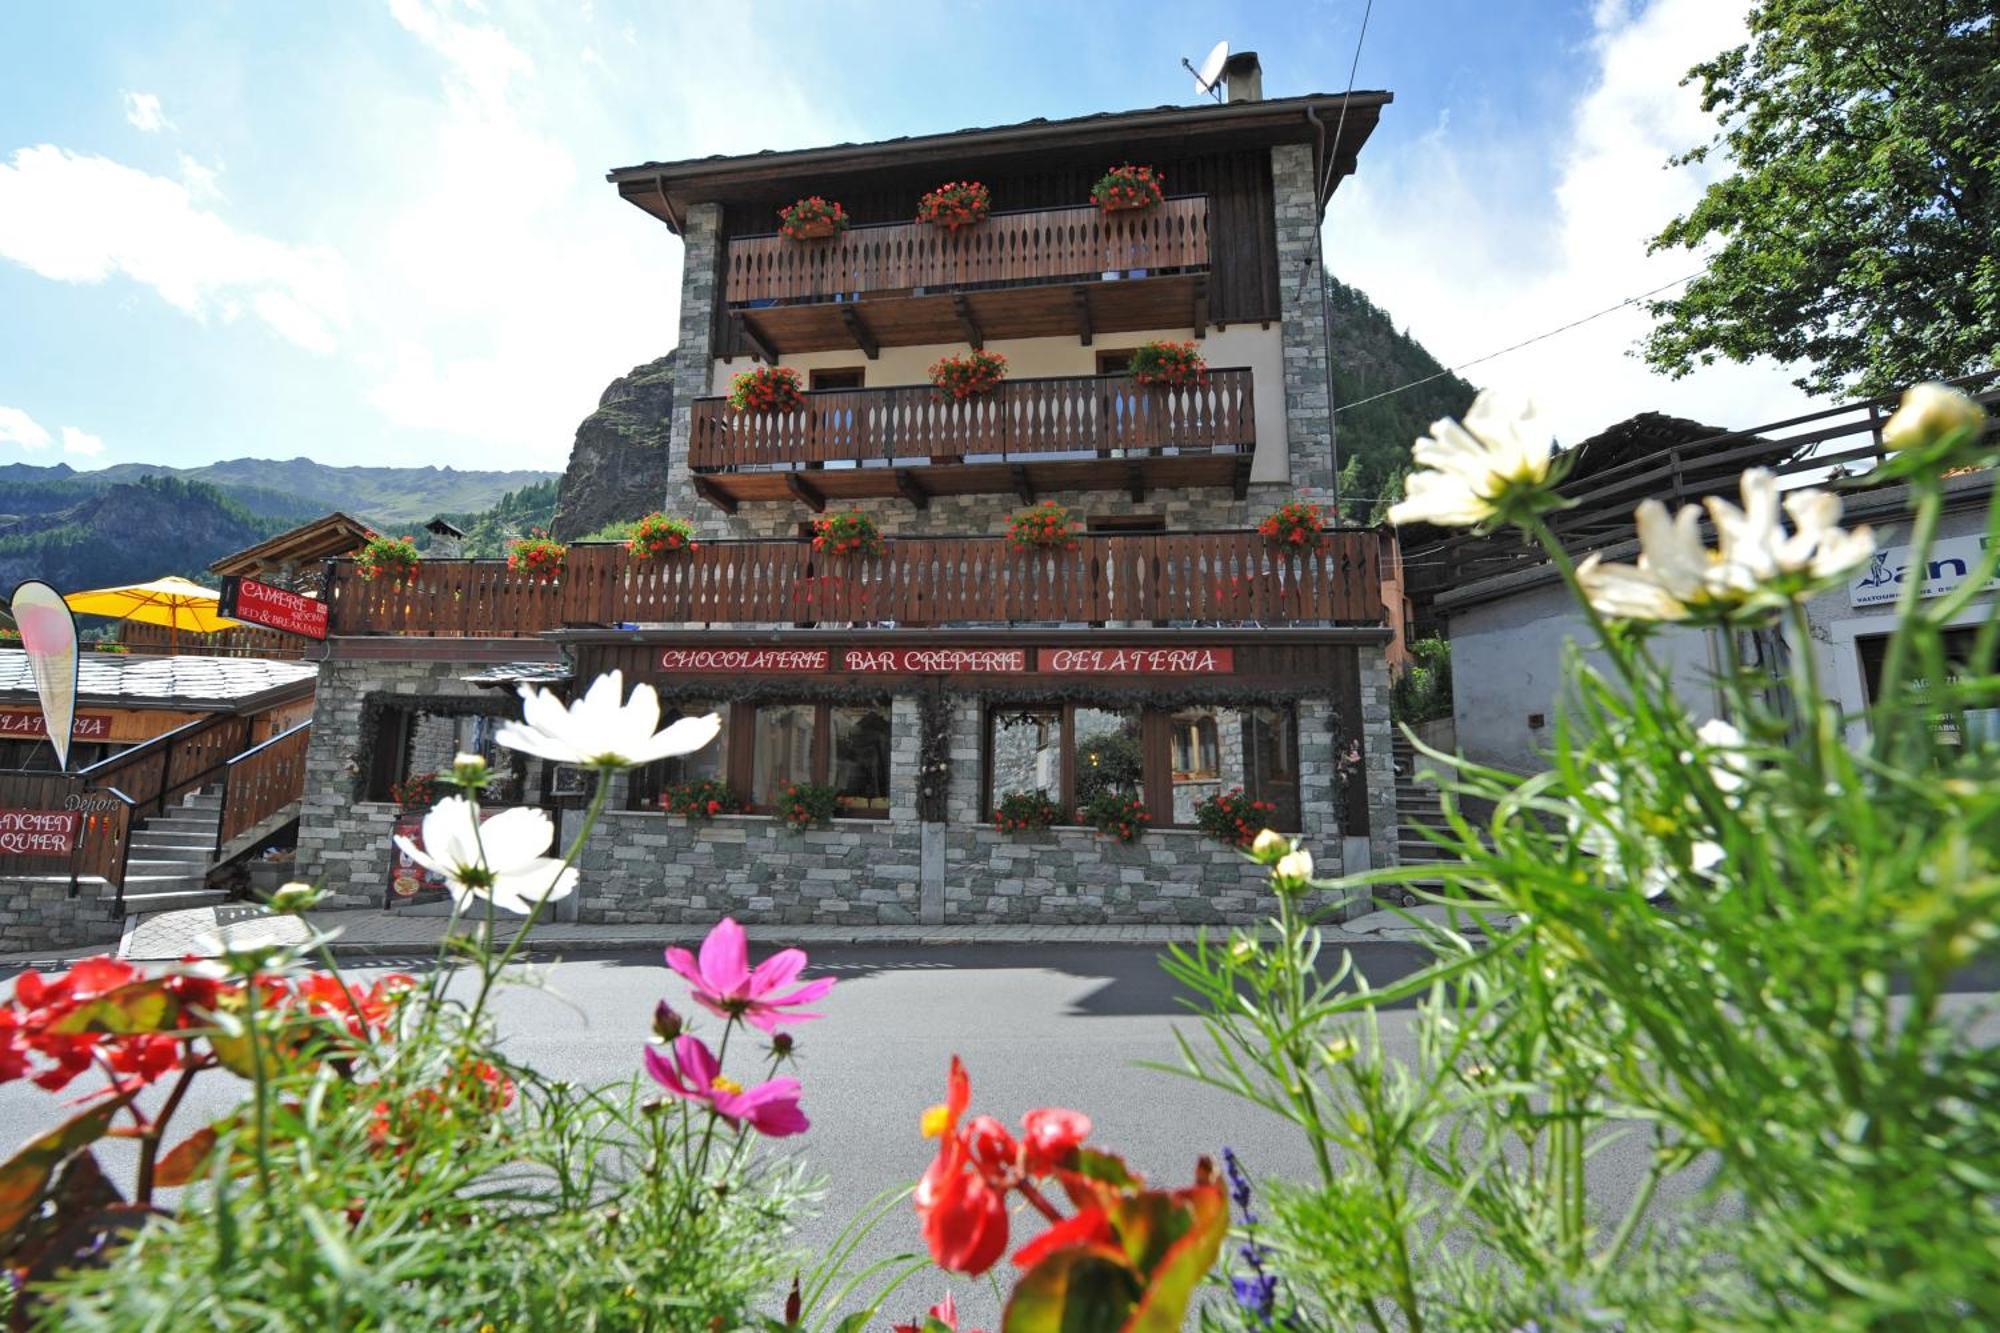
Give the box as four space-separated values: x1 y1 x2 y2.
1882 382 1987 454
497 669 722 771
393 796 578 915
1577 471 1872 623
1387 392 1557 528
1570 721 1745 898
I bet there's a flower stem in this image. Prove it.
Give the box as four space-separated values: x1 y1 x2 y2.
134 1057 201 1205
1872 481 1943 762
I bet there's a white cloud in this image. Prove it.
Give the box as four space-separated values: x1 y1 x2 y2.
123 91 170 133
352 0 850 465
0 405 52 452
60 425 106 458
1326 0 1817 450
0 144 348 352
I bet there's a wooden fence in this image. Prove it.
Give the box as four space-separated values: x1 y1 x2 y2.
121 621 308 660
690 369 1254 470
324 530 1386 637
724 196 1210 305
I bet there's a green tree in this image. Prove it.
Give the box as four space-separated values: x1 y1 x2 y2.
1644 0 1999 396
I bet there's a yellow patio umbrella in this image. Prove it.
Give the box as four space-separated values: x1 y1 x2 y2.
63 575 239 651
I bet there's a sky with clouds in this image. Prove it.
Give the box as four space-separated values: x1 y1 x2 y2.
0 0 1816 476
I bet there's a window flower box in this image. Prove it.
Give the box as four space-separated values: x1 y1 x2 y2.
507 533 567 582
810 511 884 559
1006 500 1080 553
1258 499 1333 553
992 790 1062 833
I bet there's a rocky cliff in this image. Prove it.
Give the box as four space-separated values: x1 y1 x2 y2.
550 352 676 540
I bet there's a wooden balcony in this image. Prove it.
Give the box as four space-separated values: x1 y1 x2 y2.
725 197 1211 355
689 369 1256 508
323 531 1385 638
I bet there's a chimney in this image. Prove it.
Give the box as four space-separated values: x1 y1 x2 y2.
1222 51 1263 103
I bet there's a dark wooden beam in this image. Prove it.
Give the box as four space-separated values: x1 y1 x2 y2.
1127 462 1147 503
951 293 984 349
785 471 827 512
1071 287 1093 346
1232 455 1252 499
1010 464 1035 504
894 468 930 510
691 475 739 514
732 310 779 362
1191 273 1209 336
839 305 880 360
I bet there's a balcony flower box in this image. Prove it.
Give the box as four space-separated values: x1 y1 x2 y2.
1129 340 1210 389
1258 499 1333 553
727 365 805 414
810 510 884 559
929 348 1008 399
778 196 848 241
355 533 422 583
1007 500 1080 553
507 533 567 582
1090 164 1164 214
629 513 700 560
917 180 992 231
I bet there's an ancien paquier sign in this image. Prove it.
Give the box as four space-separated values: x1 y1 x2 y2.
843 647 1030 674
1037 647 1236 675
0 809 82 856
660 648 831 673
219 576 330 640
0 710 112 740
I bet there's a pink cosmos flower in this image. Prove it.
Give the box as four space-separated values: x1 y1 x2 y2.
664 917 835 1033
643 1034 809 1137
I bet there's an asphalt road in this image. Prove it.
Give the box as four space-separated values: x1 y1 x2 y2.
3 943 1993 1328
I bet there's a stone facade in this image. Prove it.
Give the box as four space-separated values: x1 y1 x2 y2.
0 878 125 953
296 658 506 910
1271 142 1335 501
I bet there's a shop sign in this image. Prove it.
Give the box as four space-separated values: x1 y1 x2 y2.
843 647 1030 674
0 710 112 740
1037 647 1235 675
1850 534 1997 608
659 648 831 673
219 576 330 639
389 808 506 904
0 808 81 856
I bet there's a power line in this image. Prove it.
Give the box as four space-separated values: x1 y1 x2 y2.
1318 0 1376 510
1332 271 1703 415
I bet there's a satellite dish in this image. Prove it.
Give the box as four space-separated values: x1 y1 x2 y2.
1190 40 1229 98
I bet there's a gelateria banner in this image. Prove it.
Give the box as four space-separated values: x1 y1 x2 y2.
5 581 81 770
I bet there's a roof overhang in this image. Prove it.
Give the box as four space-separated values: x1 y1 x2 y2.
610 92 1392 232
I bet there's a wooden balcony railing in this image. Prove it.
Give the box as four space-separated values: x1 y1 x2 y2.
219 721 312 846
324 531 1385 637
724 197 1209 306
690 369 1255 471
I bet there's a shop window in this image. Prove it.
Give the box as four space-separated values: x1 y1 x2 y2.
983 701 1298 830
627 702 728 810
363 704 528 805
1857 628 1998 748
751 703 818 806
832 704 892 814
988 708 1062 801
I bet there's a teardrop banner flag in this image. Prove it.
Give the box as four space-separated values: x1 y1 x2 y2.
6 582 81 771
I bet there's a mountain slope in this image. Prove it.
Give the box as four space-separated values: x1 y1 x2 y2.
90 458 558 526
550 352 675 541
1325 277 1479 522
0 476 286 591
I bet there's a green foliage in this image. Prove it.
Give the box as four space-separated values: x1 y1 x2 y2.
1644 0 2000 395
1165 415 2000 1327
992 789 1063 832
0 475 287 591
1075 726 1144 804
1390 635 1453 724
661 777 742 819
1078 789 1150 843
776 781 840 832
1324 278 1478 524
576 520 638 543
430 478 562 558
